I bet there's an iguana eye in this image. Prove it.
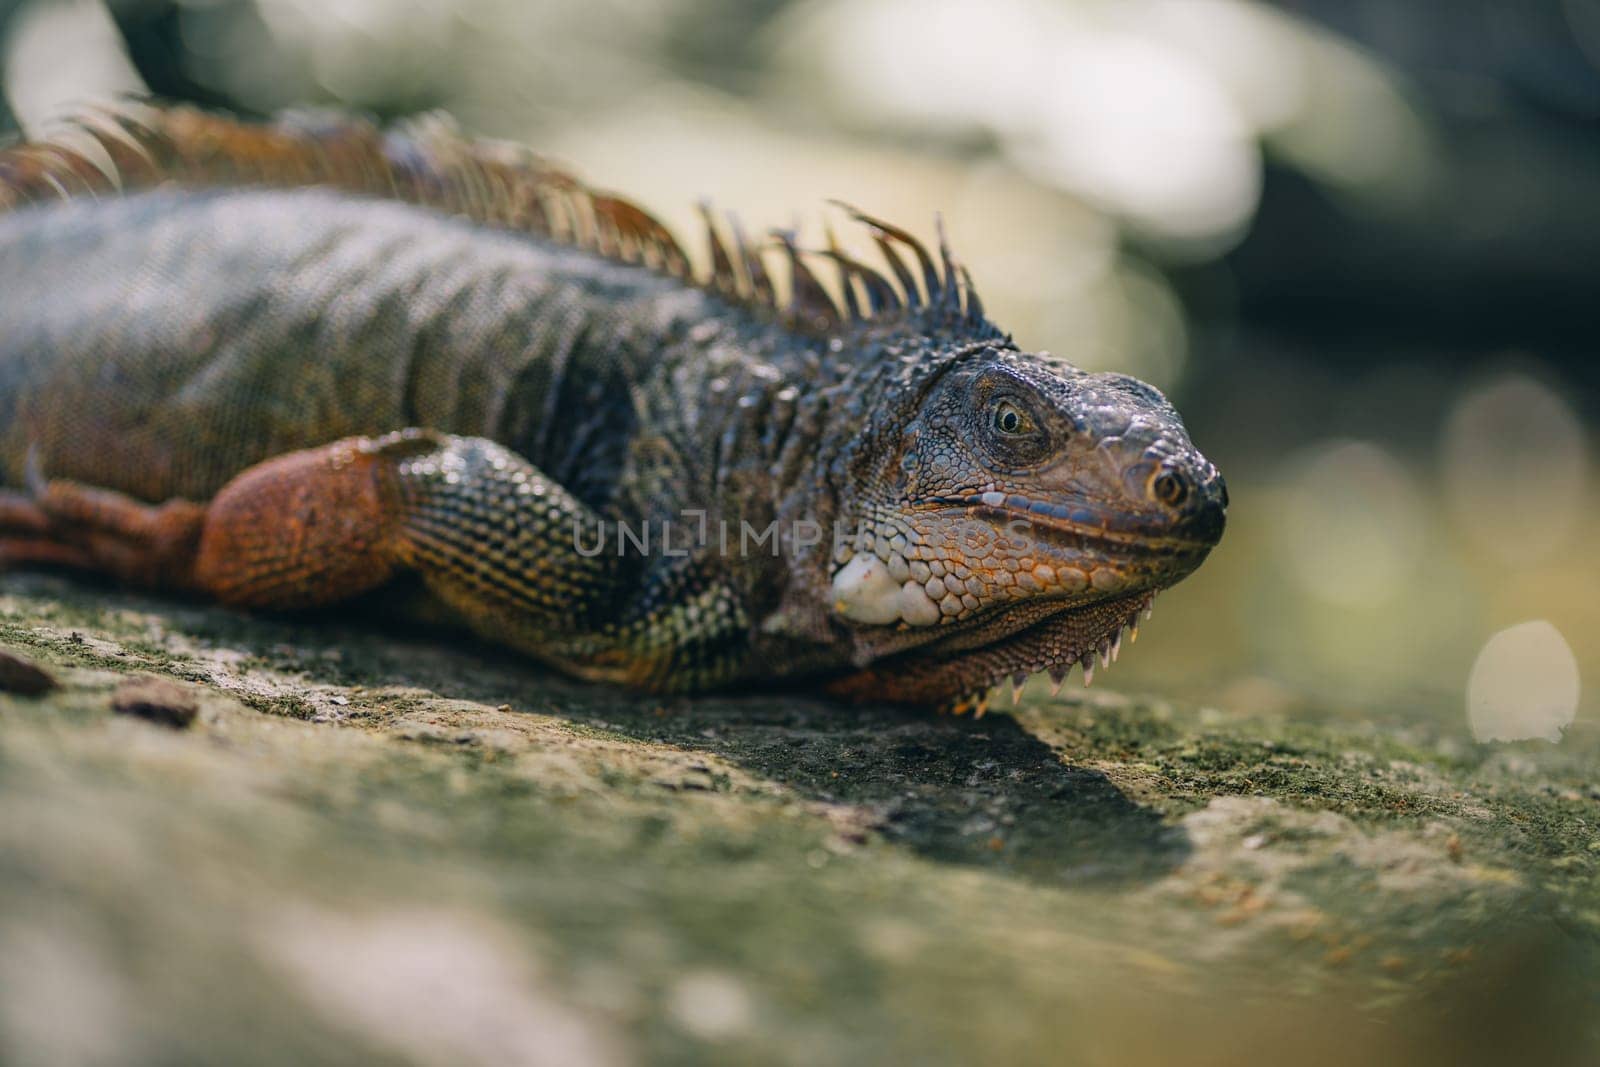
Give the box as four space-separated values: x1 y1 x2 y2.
992 400 1031 435
966 372 1051 471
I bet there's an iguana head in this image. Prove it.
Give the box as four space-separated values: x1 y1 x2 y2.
822 342 1226 708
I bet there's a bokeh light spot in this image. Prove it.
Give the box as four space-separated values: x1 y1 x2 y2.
1275 440 1424 607
1466 621 1580 743
1442 372 1588 564
2 0 145 132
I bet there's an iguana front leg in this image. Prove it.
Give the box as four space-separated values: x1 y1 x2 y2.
0 431 633 677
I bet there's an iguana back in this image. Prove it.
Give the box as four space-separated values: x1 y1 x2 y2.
0 187 738 510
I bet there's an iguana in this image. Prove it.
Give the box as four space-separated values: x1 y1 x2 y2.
0 103 1227 709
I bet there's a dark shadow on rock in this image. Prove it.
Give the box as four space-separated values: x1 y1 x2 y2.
586 690 1193 890
1 575 1189 891
343 624 1190 891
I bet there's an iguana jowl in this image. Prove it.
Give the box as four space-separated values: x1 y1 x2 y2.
0 104 1227 708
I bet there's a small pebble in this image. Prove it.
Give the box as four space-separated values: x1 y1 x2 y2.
0 649 58 696
111 677 199 729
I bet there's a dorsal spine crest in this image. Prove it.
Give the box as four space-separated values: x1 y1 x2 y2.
0 101 1001 341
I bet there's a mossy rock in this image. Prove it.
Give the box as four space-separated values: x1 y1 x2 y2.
1 573 1595 1066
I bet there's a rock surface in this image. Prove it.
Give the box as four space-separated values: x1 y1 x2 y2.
0 572 1595 1066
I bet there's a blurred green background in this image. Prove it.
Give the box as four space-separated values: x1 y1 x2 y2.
1 0 1596 737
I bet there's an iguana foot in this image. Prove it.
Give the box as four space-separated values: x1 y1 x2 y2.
0 492 77 567
0 481 205 587
1 489 62 566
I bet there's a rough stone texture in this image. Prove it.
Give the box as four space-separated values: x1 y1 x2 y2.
0 572 1595 1066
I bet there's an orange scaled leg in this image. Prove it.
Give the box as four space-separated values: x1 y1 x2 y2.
0 432 436 610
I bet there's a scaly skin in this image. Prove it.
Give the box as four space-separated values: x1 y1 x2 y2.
0 103 1226 707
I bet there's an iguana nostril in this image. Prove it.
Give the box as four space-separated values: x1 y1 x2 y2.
1151 470 1190 509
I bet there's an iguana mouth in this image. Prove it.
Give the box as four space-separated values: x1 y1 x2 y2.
921 493 1221 551
826 588 1156 708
